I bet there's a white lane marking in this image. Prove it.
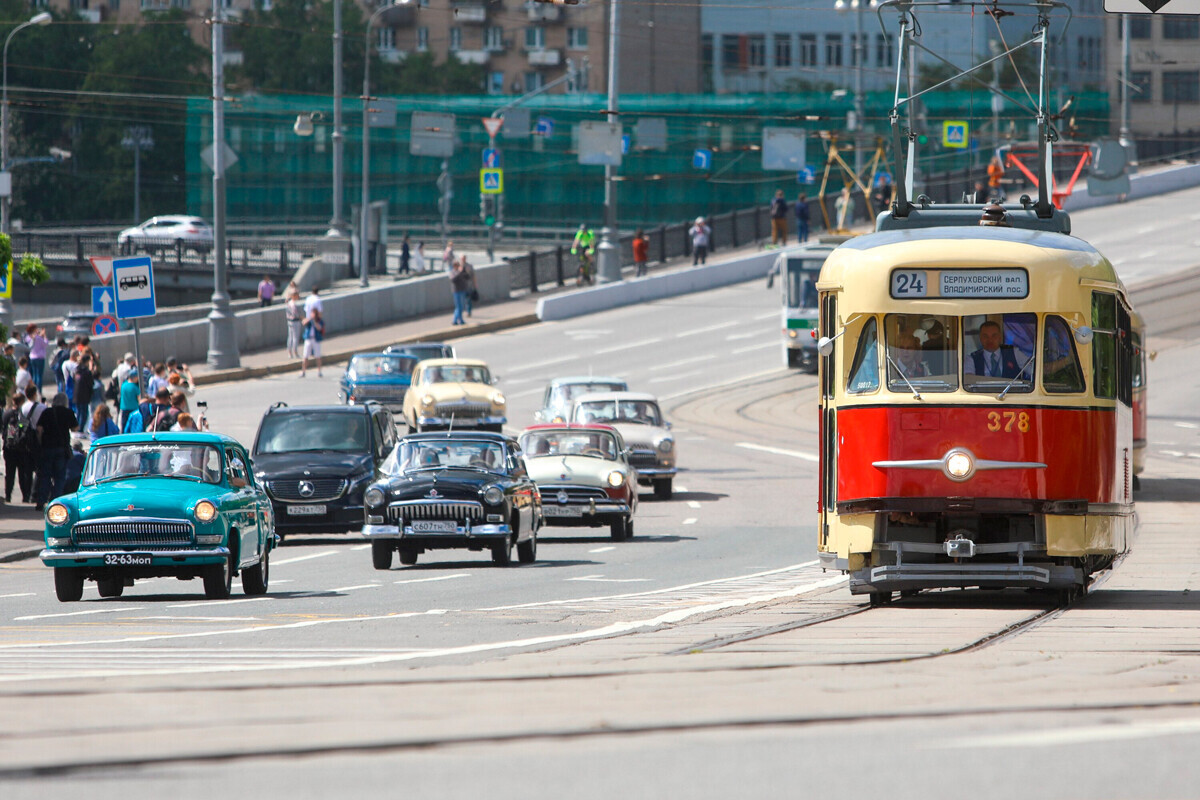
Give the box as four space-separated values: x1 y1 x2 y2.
0 593 35 599
753 310 779 321
351 544 371 551
506 354 577 373
168 598 272 609
16 607 145 621
393 573 471 585
675 485 689 493
271 550 340 567
138 616 263 622
731 341 778 355
726 332 759 341
589 546 616 554
931 718 1200 749
736 442 819 463
596 337 663 355
482 560 821 611
566 575 651 583
656 354 714 370
687 501 701 509
329 584 381 592
649 370 704 384
508 387 547 399
1175 422 1199 429
1162 450 1185 457
675 320 741 338
1187 453 1200 459
682 518 697 525
659 368 783 401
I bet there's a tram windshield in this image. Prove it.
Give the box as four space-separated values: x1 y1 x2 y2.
963 313 1036 392
785 259 821 310
885 314 959 392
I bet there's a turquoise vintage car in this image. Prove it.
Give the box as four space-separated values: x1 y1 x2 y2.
40 432 276 602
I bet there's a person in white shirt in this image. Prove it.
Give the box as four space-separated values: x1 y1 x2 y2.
61 350 79 388
114 353 135 385
413 242 426 272
304 287 323 319
21 385 46 429
14 357 32 393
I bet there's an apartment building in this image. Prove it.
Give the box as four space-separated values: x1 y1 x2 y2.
1107 12 1200 138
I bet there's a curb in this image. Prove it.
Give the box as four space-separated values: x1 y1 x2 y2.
0 546 42 564
192 312 540 387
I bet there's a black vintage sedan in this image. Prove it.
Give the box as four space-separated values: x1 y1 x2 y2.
362 432 541 568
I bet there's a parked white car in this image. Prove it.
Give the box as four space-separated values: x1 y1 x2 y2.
118 215 214 254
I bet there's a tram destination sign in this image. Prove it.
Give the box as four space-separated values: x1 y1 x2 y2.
890 269 1029 299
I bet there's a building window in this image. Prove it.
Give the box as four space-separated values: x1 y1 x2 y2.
417 27 428 52
722 35 741 69
825 34 843 67
449 27 461 52
488 71 505 95
524 72 544 92
1163 70 1200 103
774 34 791 68
798 34 817 67
1128 70 1151 103
378 27 395 51
1163 16 1199 39
875 33 894 67
568 27 588 50
1129 17 1151 39
747 35 765 68
484 26 504 51
525 27 545 50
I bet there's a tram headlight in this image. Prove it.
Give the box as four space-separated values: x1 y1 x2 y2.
788 329 799 339
944 450 975 481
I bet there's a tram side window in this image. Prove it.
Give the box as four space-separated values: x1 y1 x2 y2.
847 318 880 394
1132 330 1145 391
884 314 958 392
1091 293 1117 400
963 313 1036 392
1042 315 1086 393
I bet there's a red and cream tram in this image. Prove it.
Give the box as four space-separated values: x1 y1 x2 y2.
815 205 1137 603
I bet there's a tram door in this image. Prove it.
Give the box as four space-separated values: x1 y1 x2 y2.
818 292 836 549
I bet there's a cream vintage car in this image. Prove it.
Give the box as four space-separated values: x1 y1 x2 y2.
569 391 676 499
401 358 507 433
519 424 638 540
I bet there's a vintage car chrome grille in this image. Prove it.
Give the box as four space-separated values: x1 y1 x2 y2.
388 500 485 522
628 450 659 468
74 520 194 547
434 401 491 418
353 384 406 398
267 478 347 502
539 485 609 503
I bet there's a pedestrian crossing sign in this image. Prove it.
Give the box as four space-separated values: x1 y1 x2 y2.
0 260 11 299
480 168 503 194
943 121 968 149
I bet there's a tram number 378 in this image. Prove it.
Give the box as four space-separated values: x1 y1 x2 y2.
987 411 1031 433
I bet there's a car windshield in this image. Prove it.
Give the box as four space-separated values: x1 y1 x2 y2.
547 383 626 409
520 431 619 460
392 344 452 361
383 439 507 476
424 365 491 384
83 443 223 485
573 400 662 426
256 411 370 454
350 355 418 378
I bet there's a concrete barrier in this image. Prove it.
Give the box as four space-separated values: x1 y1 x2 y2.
1061 163 1200 213
86 261 510 371
536 248 783 322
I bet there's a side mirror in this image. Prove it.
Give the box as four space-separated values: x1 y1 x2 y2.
492 376 501 385
1073 325 1094 345
817 336 836 357
664 421 672 430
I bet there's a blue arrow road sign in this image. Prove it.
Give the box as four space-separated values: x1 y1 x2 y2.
482 148 500 168
534 116 554 137
693 149 713 170
92 285 115 316
797 166 816 184
112 255 157 320
621 135 630 155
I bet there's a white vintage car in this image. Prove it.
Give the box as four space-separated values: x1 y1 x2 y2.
568 391 676 499
401 358 506 433
519 424 638 540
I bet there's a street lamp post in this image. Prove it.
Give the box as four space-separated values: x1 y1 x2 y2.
0 11 51 331
330 0 347 236
594 0 621 284
361 1 411 288
207 0 240 369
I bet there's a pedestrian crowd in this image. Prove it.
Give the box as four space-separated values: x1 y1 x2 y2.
3 335 206 510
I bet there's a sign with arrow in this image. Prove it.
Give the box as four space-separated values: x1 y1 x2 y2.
89 255 113 286
1104 0 1199 13
92 286 115 316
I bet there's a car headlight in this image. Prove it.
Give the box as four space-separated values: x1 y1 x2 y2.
194 500 218 522
490 391 506 406
482 486 505 505
421 394 435 408
944 450 975 481
607 471 626 487
658 439 674 453
552 415 565 424
46 503 70 526
365 487 386 507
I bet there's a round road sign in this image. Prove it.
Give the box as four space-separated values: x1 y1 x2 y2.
92 314 119 336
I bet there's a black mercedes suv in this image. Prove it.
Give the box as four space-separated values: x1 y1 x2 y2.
252 402 398 538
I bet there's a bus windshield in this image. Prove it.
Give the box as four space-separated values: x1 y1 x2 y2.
785 259 821 310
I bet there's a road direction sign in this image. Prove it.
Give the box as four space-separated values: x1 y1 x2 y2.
89 255 113 286
534 116 554 137
92 314 119 336
482 148 501 168
797 166 816 184
480 168 503 194
0 260 11 299
943 120 968 149
200 142 239 176
1105 0 1200 13
92 286 115 316
693 149 713 170
112 255 157 319
482 116 504 138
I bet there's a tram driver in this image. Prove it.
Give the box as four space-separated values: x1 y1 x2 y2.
965 318 1032 380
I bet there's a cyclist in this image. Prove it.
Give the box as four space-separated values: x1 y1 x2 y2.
571 223 596 285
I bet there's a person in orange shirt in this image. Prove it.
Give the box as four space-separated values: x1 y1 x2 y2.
632 229 649 277
987 154 1006 201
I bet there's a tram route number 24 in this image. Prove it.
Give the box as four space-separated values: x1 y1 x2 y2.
892 271 927 297
987 411 1030 433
